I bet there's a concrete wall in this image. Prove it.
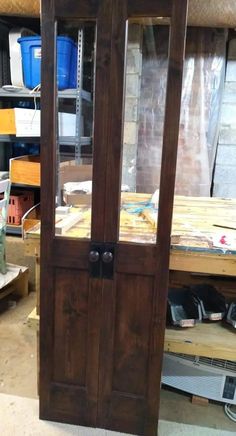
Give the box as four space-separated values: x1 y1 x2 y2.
122 24 143 191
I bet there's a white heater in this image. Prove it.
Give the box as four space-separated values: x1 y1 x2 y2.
162 352 236 404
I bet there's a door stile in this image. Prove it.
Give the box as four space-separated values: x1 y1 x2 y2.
91 0 113 242
103 0 128 242
87 0 114 424
97 0 128 428
146 1 188 434
40 0 57 419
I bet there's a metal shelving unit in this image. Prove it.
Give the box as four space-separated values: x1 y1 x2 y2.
0 87 91 102
0 26 93 231
0 135 92 145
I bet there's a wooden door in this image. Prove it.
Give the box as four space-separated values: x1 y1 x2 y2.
40 0 113 427
40 0 188 435
97 2 188 435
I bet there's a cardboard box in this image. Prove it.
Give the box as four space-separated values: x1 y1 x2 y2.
10 155 92 189
10 155 40 186
61 162 92 205
63 193 92 206
0 109 16 134
59 161 92 188
0 108 80 137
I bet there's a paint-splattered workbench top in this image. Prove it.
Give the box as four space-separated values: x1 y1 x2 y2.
23 195 236 276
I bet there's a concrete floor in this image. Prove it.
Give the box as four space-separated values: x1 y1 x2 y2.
0 392 235 436
0 292 235 435
0 292 37 399
0 236 235 434
6 236 36 292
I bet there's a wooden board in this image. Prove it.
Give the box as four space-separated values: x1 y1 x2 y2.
25 194 236 248
143 195 236 252
165 322 236 360
55 213 82 235
27 307 39 331
170 250 236 276
0 266 28 299
10 155 40 187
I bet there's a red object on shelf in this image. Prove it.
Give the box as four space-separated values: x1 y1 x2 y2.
4 191 34 226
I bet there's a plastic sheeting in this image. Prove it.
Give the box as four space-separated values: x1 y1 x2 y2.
135 26 227 197
176 28 227 196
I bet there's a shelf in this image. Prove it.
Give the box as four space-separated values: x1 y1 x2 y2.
58 136 92 146
0 135 40 143
6 224 22 235
0 135 92 145
11 183 40 189
164 322 236 360
0 87 91 102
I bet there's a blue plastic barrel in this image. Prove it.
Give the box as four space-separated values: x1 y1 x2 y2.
18 35 77 90
69 43 78 88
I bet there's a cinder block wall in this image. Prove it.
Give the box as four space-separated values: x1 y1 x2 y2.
213 39 236 198
122 24 143 191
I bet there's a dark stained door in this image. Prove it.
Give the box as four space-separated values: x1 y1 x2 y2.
40 0 113 427
97 2 188 435
40 0 188 435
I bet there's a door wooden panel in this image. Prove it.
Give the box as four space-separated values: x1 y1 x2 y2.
47 383 88 425
53 268 89 385
112 274 153 397
97 278 153 436
97 274 156 435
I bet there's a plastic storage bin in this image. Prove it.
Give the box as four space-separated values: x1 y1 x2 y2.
7 191 34 225
69 42 77 88
226 302 236 328
190 284 227 321
18 36 77 90
167 288 202 328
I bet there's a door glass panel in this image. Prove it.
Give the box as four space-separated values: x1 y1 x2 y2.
55 21 95 239
119 19 170 243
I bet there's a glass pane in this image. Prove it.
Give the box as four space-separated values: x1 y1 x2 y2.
119 19 170 243
55 21 95 238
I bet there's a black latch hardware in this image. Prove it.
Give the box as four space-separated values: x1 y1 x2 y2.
89 242 115 279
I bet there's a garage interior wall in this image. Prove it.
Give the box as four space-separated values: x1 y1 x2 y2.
122 26 227 196
213 38 236 198
1 1 235 198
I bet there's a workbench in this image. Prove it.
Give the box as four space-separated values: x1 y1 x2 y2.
24 195 236 360
24 194 236 276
